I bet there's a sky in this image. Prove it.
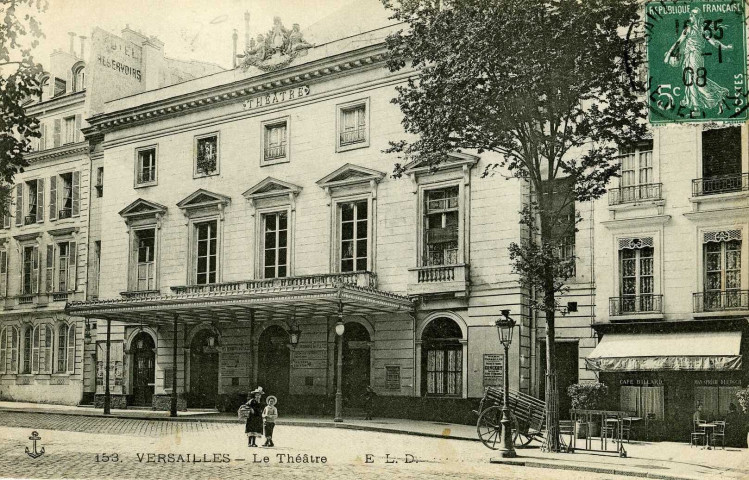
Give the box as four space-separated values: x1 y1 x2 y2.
32 0 363 70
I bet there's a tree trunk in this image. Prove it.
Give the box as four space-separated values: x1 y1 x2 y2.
544 290 561 452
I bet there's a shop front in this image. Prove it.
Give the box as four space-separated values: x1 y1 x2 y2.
586 328 748 441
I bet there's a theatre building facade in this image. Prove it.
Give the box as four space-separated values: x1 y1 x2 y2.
68 15 544 418
588 121 749 440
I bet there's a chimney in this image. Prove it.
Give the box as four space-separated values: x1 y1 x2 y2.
232 29 238 68
68 32 76 56
244 11 250 50
79 35 87 60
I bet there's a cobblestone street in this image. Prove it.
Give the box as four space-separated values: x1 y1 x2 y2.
0 412 630 479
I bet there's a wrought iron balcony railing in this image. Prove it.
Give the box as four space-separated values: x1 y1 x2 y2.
137 169 156 184
58 208 72 219
264 145 286 161
170 271 377 295
609 183 663 205
340 128 366 146
610 295 663 316
24 214 37 225
692 173 749 197
693 290 749 313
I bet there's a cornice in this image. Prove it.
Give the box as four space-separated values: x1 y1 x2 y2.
26 142 89 165
26 91 86 115
84 44 391 137
600 214 671 230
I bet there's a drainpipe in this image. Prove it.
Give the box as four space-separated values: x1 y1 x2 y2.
171 314 178 417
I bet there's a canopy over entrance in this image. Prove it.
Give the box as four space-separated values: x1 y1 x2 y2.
67 272 413 325
585 331 743 372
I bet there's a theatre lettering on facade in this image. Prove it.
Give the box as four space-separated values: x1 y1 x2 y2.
66 10 555 418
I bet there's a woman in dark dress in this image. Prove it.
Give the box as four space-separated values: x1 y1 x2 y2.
244 387 265 447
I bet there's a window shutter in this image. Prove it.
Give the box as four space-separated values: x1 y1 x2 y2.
3 206 9 228
72 171 80 217
67 324 75 373
53 119 61 148
15 185 23 227
49 176 57 221
39 123 46 151
32 245 39 294
67 241 77 292
74 114 82 142
0 250 7 296
45 244 54 293
36 178 44 223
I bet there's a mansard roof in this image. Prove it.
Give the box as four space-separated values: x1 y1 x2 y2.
316 163 386 189
118 198 168 219
176 189 231 211
242 177 302 200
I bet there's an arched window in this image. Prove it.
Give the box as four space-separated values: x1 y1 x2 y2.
0 327 6 374
57 324 68 373
42 325 53 374
22 326 33 374
39 75 50 101
67 324 75 373
421 317 463 397
72 65 85 92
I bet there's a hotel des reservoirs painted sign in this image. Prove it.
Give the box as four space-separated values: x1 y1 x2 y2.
646 0 748 124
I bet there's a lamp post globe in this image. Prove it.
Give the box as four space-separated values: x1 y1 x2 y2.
495 310 517 458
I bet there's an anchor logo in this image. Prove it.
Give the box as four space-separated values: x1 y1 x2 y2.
25 431 45 459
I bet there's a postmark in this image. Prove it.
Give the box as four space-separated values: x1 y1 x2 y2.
644 0 748 123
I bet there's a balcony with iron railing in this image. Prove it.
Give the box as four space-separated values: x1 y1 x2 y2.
24 214 37 225
340 128 366 146
264 144 286 161
693 290 749 314
692 173 749 197
609 183 663 205
609 295 663 317
137 169 156 184
58 208 72 219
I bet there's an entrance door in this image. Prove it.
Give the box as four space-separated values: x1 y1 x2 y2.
189 330 219 408
336 323 371 407
131 332 155 406
556 342 579 420
257 326 290 400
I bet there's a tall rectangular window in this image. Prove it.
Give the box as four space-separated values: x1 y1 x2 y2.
340 200 368 272
195 134 219 176
704 238 742 310
619 244 654 313
340 104 366 146
63 116 76 144
424 186 459 266
426 348 462 396
22 245 38 295
262 212 288 279
59 172 73 218
135 229 155 291
25 180 38 224
195 221 217 285
57 242 69 292
543 177 576 277
700 126 743 195
263 122 287 162
136 147 157 185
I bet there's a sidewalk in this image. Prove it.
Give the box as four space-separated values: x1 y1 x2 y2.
1 401 748 479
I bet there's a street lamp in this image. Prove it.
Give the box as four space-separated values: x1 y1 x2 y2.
495 309 517 458
289 322 301 347
334 298 345 422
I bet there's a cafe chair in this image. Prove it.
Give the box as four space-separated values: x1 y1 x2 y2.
711 421 726 450
622 417 633 443
602 414 620 439
690 421 706 448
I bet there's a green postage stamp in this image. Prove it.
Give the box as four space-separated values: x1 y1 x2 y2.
646 0 748 123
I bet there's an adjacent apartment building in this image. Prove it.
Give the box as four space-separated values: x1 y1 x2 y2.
0 27 223 405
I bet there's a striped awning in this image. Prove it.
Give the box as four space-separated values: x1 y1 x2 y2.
585 331 743 372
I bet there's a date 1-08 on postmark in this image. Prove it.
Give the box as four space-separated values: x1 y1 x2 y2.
646 0 748 123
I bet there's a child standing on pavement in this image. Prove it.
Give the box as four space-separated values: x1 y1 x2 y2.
262 396 279 447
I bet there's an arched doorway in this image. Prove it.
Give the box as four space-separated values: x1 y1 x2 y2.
257 326 290 400
421 317 463 397
188 329 219 408
131 332 155 406
335 322 371 407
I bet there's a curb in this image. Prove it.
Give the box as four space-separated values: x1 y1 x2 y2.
0 407 478 442
490 458 698 480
